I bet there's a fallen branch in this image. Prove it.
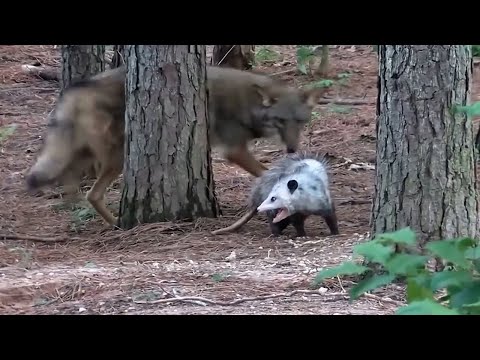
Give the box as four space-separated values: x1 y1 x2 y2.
0 233 71 242
133 289 404 307
317 98 375 106
270 69 296 77
20 64 59 81
338 199 371 206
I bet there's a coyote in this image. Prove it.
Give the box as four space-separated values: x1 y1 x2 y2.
25 65 325 226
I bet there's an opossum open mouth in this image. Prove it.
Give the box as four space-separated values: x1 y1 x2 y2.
272 208 290 223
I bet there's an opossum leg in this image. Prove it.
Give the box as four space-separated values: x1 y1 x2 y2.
224 144 268 177
290 213 307 237
267 210 290 236
86 166 121 226
323 203 339 235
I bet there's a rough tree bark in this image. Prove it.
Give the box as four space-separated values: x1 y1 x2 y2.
60 45 105 93
211 45 255 70
119 45 220 229
371 45 478 248
110 45 125 69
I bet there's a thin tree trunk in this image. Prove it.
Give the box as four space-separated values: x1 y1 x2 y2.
60 45 105 93
60 45 106 179
211 45 255 70
371 45 478 248
315 45 329 77
111 45 125 69
119 45 220 229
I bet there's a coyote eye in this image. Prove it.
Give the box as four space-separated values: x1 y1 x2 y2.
271 196 276 202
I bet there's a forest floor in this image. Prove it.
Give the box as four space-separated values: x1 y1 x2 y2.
0 45 478 315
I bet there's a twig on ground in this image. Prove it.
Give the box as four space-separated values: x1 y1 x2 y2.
317 98 375 106
133 289 404 307
270 69 296 77
362 293 404 306
338 199 371 206
0 233 73 242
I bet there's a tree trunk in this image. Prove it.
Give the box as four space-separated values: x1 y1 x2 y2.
60 45 106 179
60 45 105 93
211 45 255 70
314 45 329 77
371 45 478 248
119 45 220 229
110 45 125 69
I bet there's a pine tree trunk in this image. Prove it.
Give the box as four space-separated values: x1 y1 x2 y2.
60 45 105 93
111 45 125 69
371 45 479 248
119 45 220 229
212 45 255 70
60 45 106 179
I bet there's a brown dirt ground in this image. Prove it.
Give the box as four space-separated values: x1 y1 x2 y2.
0 45 478 315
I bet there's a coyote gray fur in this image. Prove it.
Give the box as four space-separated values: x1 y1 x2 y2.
211 151 339 237
25 65 325 226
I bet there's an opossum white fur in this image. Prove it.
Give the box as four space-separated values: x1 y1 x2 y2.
211 151 339 237
256 157 332 221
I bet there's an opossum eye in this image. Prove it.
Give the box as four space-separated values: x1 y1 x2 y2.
270 196 276 202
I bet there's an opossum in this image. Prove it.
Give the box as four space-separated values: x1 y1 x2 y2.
211 152 339 237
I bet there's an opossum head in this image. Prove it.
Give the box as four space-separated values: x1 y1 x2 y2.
256 165 332 223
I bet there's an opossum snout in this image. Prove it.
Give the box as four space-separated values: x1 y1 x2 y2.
25 173 40 190
25 171 52 190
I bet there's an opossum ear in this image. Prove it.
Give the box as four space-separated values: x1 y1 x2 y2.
301 87 325 108
287 179 298 194
253 84 277 107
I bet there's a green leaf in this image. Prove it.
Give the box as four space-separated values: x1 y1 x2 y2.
0 124 16 143
454 102 480 117
413 273 433 289
472 259 480 273
406 278 434 303
455 237 477 251
353 241 395 265
384 253 428 276
449 281 480 309
313 261 369 285
426 240 470 269
376 227 416 246
349 273 396 300
396 299 459 315
464 247 480 260
297 62 307 75
337 72 351 79
461 300 480 314
296 46 314 62
430 270 472 292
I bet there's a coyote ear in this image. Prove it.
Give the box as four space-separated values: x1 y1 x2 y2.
301 87 325 108
253 84 277 107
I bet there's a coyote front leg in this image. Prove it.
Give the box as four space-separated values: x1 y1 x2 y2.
225 144 268 177
86 167 121 226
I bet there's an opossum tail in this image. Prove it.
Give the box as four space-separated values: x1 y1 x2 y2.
211 208 257 235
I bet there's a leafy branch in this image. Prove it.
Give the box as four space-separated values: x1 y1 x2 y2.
313 227 480 315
